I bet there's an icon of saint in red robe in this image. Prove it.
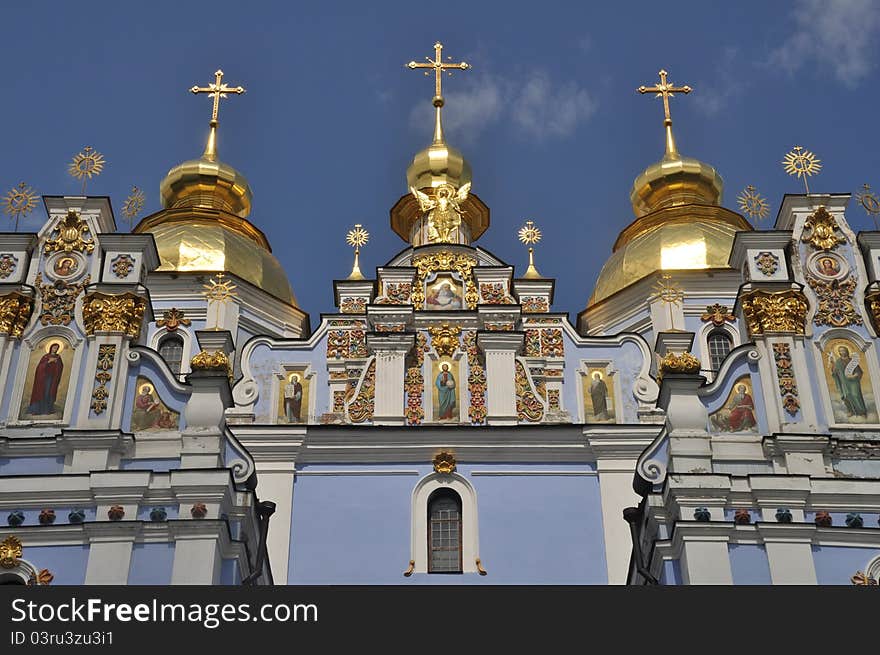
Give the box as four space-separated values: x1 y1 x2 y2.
26 343 64 416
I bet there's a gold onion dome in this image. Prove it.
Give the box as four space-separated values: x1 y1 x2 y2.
406 99 473 192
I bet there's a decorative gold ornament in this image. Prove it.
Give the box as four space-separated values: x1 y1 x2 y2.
515 360 544 422
68 146 105 194
653 273 685 328
801 206 844 251
0 292 34 338
405 333 428 426
403 560 416 577
475 558 488 576
463 331 487 425
807 275 862 327
345 223 369 280
2 182 38 232
638 69 692 157
865 289 880 333
202 272 237 329
411 250 479 309
772 343 800 416
411 183 470 244
190 349 232 379
33 569 54 585
90 344 117 415
0 535 23 568
856 184 880 227
518 220 543 279
739 289 809 337
121 186 145 229
44 210 95 254
851 571 878 585
701 303 735 326
782 146 821 195
406 41 470 109
432 450 457 475
82 292 146 338
156 307 191 332
737 185 770 222
347 359 376 423
190 69 246 161
428 323 461 357
657 351 702 381
35 272 91 326
754 251 780 276
110 254 135 278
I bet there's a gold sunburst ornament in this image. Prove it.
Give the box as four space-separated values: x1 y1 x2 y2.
782 146 821 195
2 182 38 232
122 186 145 229
518 220 543 279
68 146 105 194
653 273 684 329
346 223 369 280
856 183 880 227
737 185 770 223
202 272 238 329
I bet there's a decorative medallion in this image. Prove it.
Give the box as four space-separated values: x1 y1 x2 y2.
49 253 82 280
521 296 549 313
737 185 770 223
340 297 367 314
733 509 752 525
2 182 38 232
82 292 147 338
90 345 117 415
484 322 516 331
700 303 735 326
68 146 105 194
405 332 428 426
541 328 564 357
814 511 832 527
190 350 232 379
782 145 821 195
44 210 95 255
515 360 544 422
35 272 91 326
411 251 479 309
524 328 540 357
347 359 376 423
807 275 861 327
657 351 701 381
111 254 136 278
851 571 878 586
463 331 487 424
480 282 514 305
754 251 779 276
191 503 208 519
0 292 34 338
333 390 346 413
0 535 22 568
374 323 405 333
809 252 847 280
801 206 845 251
0 254 17 279
739 289 808 337
547 389 560 411
432 451 457 475
156 307 191 332
38 509 56 525
107 505 125 521
772 342 800 417
379 282 412 305
428 323 461 357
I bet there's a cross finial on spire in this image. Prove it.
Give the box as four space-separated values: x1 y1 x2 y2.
406 42 471 143
190 69 246 161
638 69 692 158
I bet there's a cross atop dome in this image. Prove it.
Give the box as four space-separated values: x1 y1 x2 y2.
190 69 246 162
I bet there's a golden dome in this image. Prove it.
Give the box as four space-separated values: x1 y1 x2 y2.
588 204 751 306
160 155 253 217
630 151 723 217
406 105 472 192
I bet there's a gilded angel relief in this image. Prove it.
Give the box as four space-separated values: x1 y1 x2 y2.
410 182 471 243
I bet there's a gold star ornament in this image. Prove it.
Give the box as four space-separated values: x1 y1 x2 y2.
737 185 770 223
122 186 145 229
782 146 821 194
68 146 106 194
2 182 38 231
346 223 369 280
518 220 543 279
856 183 880 218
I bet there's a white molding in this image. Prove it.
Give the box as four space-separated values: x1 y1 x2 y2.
295 469 419 476
469 470 597 476
149 326 194 381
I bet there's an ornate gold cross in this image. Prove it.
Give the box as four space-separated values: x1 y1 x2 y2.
638 69 692 156
190 70 245 160
407 42 470 104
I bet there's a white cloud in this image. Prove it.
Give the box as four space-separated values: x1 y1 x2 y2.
770 0 880 86
408 74 503 145
511 72 597 140
692 47 743 116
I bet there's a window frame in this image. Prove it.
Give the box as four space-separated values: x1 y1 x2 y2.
427 488 463 574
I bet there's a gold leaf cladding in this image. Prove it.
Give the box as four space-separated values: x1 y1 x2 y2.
0 293 34 338
801 206 845 251
82 293 146 338
156 307 191 332
739 289 808 337
411 250 478 309
190 350 232 379
657 352 701 381
432 451 456 474
44 210 95 254
700 303 736 327
0 535 23 568
428 323 461 357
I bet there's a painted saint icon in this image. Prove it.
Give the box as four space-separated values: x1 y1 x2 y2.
25 341 65 416
284 373 304 423
435 362 457 421
583 369 615 423
53 256 78 277
709 376 758 432
425 276 463 310
823 340 878 423
817 256 839 277
130 378 180 431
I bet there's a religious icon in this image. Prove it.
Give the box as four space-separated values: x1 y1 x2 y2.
813 255 843 278
20 339 72 420
52 256 78 278
583 368 615 423
709 376 758 432
823 339 878 424
130 377 180 431
425 276 463 310
278 371 310 424
433 360 458 422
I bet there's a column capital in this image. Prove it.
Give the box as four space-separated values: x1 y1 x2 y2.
477 330 524 352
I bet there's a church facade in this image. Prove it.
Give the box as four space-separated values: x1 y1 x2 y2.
1 51 879 586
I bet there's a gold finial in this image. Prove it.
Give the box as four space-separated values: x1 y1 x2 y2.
121 186 145 230
2 181 38 232
68 146 105 194
638 69 692 158
737 185 770 223
190 69 246 162
653 273 685 329
202 272 238 329
406 41 471 144
0 535 23 568
856 183 880 228
518 220 543 279
782 146 821 195
346 223 369 280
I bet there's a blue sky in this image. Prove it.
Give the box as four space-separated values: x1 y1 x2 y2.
3 1 880 320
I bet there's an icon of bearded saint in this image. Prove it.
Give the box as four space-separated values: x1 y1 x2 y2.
410 182 471 243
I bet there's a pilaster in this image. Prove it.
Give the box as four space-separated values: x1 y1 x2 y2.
366 332 415 425
477 331 524 425
183 330 234 468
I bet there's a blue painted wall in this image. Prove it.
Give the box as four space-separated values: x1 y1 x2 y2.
128 543 175 585
0 456 65 475
812 545 879 585
728 544 772 584
220 558 240 585
24 545 89 585
660 558 682 585
288 463 606 584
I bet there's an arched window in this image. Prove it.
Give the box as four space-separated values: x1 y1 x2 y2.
428 488 463 573
707 330 733 372
158 335 184 376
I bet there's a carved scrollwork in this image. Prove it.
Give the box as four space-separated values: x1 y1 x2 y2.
657 351 701 381
739 289 808 337
801 205 845 251
82 292 146 338
0 292 34 338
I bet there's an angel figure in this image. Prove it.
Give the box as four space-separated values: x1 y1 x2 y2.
410 182 471 243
